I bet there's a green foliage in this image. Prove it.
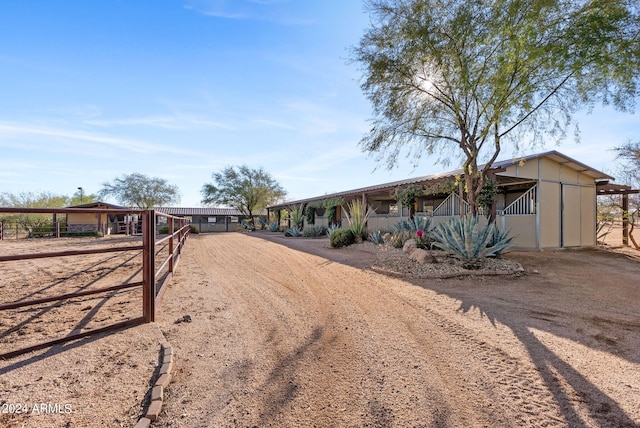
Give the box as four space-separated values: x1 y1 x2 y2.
288 204 305 229
431 216 514 269
189 225 199 234
394 185 423 208
478 178 498 216
423 178 457 196
0 191 69 232
326 206 337 225
284 226 302 237
596 219 613 244
368 230 385 245
201 165 286 228
60 230 104 238
342 199 375 241
305 206 315 225
302 225 327 238
330 228 355 248
353 0 640 216
99 173 180 209
269 221 280 232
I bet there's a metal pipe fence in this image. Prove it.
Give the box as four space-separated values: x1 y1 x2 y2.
0 207 189 359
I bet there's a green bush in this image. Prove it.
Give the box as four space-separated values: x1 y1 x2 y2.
430 216 514 269
60 230 104 237
302 224 327 237
330 228 355 248
189 225 199 234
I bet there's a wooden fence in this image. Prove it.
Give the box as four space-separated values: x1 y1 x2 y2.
0 207 189 359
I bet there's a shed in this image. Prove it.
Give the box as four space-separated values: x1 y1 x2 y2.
268 151 614 249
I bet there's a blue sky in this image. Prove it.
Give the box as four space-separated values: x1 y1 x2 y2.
1 0 638 207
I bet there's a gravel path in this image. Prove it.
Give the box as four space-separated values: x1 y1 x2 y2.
154 233 640 427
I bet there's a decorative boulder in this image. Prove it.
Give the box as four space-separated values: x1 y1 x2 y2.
409 248 430 264
403 239 417 254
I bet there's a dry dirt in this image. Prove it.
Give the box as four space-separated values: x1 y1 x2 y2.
1 232 639 427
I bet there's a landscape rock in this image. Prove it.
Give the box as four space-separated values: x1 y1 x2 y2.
402 239 417 254
408 248 430 263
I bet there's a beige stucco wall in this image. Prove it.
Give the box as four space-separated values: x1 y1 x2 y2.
66 212 106 225
501 215 537 248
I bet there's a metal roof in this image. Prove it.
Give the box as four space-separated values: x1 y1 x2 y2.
155 207 267 216
268 150 614 209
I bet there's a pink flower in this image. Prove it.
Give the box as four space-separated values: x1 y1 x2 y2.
416 229 423 238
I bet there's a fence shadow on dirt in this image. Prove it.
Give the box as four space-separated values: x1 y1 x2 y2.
0 208 189 360
250 232 640 427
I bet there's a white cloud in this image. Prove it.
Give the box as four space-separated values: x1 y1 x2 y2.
0 122 192 155
84 115 236 131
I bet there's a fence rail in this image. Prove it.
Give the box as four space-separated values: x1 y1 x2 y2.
0 207 189 359
502 185 537 215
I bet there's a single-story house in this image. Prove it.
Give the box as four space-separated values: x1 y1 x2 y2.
267 150 625 249
155 207 267 233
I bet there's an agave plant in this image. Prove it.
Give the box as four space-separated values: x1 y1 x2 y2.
368 230 385 245
326 223 340 238
430 216 514 269
392 215 432 233
342 199 375 241
284 226 302 237
268 221 279 232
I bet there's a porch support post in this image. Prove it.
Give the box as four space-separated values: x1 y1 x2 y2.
622 193 629 246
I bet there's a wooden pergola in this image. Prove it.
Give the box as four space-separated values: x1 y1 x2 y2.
596 181 640 247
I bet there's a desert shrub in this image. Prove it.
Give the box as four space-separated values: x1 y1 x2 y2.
368 230 385 244
284 226 302 237
430 216 514 269
389 229 414 248
269 221 279 232
302 224 327 237
60 230 104 237
189 225 199 234
330 228 355 248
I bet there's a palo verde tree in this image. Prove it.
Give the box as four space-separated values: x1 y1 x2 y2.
353 0 640 216
201 165 286 229
98 173 180 209
0 191 70 232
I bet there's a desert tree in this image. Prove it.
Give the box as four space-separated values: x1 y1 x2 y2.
352 0 640 216
98 173 180 209
0 191 69 232
201 165 286 229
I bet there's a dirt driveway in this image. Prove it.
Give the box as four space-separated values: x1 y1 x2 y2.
155 233 640 427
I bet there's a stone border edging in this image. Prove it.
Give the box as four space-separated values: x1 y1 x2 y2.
133 342 174 428
371 266 525 279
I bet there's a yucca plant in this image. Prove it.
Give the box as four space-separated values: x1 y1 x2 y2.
342 199 375 242
288 204 305 229
431 216 514 269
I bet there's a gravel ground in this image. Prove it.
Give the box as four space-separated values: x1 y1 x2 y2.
1 232 638 427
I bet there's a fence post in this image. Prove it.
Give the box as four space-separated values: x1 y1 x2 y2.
168 216 174 274
142 211 156 323
0 222 3 240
